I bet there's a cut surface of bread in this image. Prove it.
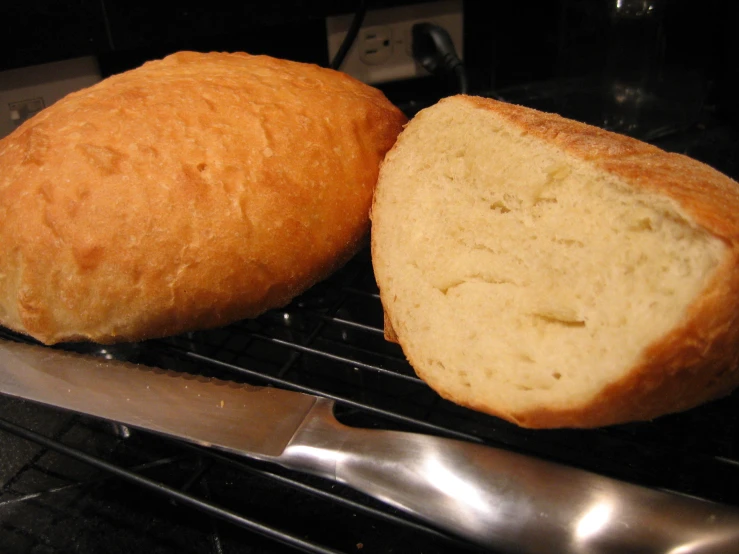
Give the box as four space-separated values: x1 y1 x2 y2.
0 51 406 344
371 95 739 428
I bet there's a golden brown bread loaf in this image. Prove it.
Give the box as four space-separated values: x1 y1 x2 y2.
371 95 739 428
0 51 407 344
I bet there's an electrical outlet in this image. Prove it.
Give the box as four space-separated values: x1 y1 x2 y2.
326 0 463 85
359 25 393 65
0 56 101 139
9 98 46 126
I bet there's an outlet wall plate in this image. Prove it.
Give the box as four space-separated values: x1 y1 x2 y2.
0 56 101 139
326 0 463 85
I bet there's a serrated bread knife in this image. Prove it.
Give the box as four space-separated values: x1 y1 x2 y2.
0 338 738 553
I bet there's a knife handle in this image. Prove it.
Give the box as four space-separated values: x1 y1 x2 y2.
279 398 739 554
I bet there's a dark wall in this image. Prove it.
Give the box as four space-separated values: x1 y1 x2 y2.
1 1 432 73
1 0 729 108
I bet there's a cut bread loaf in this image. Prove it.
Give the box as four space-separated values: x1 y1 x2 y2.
0 51 406 345
371 95 739 428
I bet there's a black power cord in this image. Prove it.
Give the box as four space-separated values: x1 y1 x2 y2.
411 22 468 94
330 0 368 70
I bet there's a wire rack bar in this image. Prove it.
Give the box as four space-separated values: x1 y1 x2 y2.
0 417 343 554
253 334 419 382
173 346 483 443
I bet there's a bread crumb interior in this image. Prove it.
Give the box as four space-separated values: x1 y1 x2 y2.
377 101 726 412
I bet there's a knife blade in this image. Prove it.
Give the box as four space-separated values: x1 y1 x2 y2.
1 337 738 554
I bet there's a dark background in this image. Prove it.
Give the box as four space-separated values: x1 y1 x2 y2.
1 0 735 117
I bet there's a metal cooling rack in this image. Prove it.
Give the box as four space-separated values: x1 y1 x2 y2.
1 247 738 554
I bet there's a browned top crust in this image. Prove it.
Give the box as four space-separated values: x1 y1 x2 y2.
461 95 739 242
0 51 407 344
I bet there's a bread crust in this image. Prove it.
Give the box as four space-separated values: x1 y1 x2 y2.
373 95 739 428
0 51 407 344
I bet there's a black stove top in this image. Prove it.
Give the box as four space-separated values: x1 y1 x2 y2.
1 83 738 554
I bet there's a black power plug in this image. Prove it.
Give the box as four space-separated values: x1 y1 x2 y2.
411 22 468 94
